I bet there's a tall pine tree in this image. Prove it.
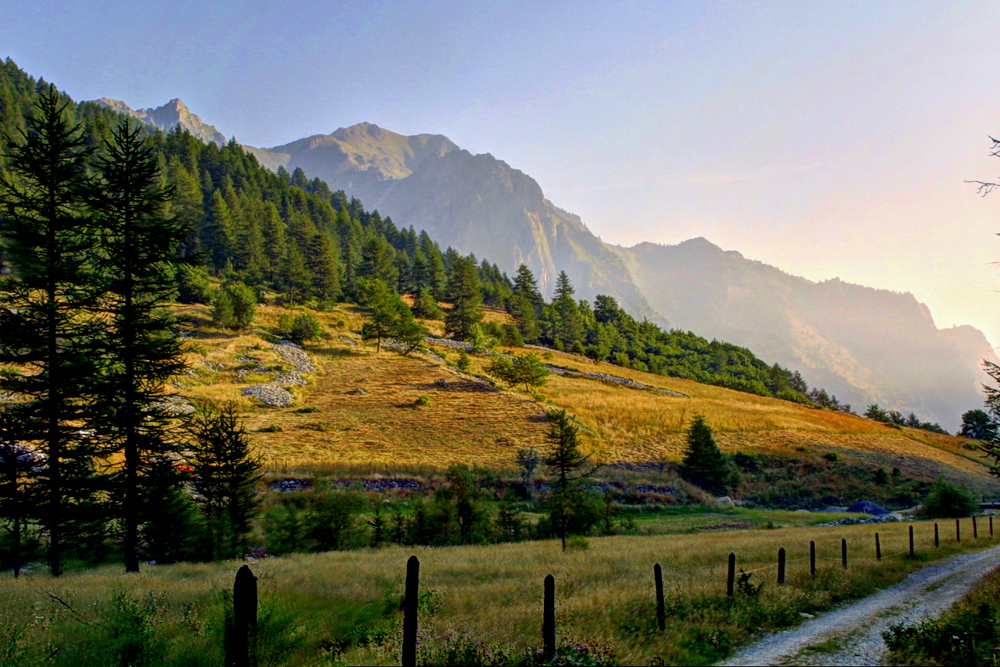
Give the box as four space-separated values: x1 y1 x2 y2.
0 87 100 576
89 120 188 572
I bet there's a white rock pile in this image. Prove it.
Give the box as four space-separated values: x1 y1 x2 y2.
241 383 296 408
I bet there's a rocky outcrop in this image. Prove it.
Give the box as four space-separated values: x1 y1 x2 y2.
93 97 227 146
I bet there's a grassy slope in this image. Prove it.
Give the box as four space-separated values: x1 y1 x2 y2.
172 302 997 493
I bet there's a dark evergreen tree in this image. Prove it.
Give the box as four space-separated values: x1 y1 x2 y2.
184 402 262 560
543 409 597 551
679 415 735 496
512 264 544 310
552 271 583 349
0 87 101 576
445 255 482 340
89 120 188 572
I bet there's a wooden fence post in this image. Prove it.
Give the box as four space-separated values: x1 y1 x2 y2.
227 564 257 667
810 541 816 577
875 533 881 561
654 564 665 632
974 516 979 539
956 518 961 543
543 574 556 661
991 515 994 537
777 548 786 585
841 538 848 569
727 553 736 597
402 556 419 667
909 525 914 558
935 523 939 547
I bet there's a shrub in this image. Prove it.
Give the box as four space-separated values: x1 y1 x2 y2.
823 452 839 463
456 349 471 372
923 479 979 518
257 424 283 433
414 395 431 407
287 312 323 344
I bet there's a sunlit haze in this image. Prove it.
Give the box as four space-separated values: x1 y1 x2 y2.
5 0 1000 346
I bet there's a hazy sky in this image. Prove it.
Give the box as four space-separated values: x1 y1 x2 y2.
5 1 1000 346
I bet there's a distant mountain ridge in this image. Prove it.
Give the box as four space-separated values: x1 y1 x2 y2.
94 97 227 146
612 238 998 425
96 100 995 430
246 123 658 323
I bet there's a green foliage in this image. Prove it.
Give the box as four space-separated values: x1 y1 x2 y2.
414 394 431 407
262 489 365 555
679 416 737 496
456 349 471 372
823 452 839 463
922 479 979 518
486 353 550 391
960 408 997 441
280 312 322 344
543 409 598 549
176 264 212 304
212 282 257 330
884 602 1000 667
444 255 483 340
183 402 262 560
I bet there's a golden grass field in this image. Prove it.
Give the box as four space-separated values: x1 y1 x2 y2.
167 302 999 492
2 518 995 665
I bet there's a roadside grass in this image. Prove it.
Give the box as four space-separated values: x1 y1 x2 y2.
883 551 1000 666
2 519 996 666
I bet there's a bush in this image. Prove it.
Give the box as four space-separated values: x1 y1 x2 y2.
287 312 322 344
414 395 431 407
923 479 979 518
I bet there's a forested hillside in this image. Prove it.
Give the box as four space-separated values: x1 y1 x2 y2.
0 57 853 409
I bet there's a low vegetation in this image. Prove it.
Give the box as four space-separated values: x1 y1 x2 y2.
2 520 997 666
884 559 1000 666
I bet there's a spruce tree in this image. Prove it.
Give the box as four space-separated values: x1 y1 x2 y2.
445 255 483 340
543 409 597 551
552 271 583 349
184 402 262 561
89 120 188 572
679 415 735 496
0 87 100 576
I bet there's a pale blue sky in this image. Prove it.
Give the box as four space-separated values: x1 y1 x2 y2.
4 1 1000 345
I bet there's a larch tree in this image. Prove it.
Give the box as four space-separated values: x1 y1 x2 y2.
0 86 101 576
89 119 188 572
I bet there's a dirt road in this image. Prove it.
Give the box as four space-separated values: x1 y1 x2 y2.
719 542 1000 666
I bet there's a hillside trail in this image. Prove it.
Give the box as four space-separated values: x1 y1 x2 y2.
718 542 1000 666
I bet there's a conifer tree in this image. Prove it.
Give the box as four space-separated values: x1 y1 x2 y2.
0 87 100 576
445 255 483 340
89 119 188 572
543 409 597 551
552 271 583 349
184 402 262 561
679 415 735 496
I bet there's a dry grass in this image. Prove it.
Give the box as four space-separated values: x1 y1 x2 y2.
2 519 995 665
162 303 997 488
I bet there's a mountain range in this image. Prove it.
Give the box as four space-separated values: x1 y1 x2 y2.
97 98 997 431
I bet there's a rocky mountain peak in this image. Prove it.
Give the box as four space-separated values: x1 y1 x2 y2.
92 97 227 147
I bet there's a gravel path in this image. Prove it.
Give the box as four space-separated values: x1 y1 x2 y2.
719 543 1000 666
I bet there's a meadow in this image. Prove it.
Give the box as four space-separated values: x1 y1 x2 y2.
170 302 998 498
2 518 996 666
